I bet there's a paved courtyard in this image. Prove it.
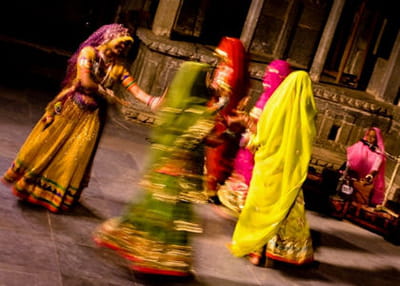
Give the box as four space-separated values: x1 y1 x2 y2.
0 79 399 285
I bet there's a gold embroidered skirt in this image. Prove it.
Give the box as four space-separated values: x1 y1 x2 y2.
2 97 100 212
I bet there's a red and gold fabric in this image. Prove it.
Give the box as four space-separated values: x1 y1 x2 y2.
205 37 248 196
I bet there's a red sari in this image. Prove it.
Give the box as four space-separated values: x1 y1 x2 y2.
205 37 248 197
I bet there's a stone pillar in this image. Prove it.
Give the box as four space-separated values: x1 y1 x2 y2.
152 0 181 37
240 0 265 51
367 31 400 104
273 0 300 59
309 0 345 82
384 35 400 103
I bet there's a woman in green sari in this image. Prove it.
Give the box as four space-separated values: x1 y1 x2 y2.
93 61 220 276
230 71 317 266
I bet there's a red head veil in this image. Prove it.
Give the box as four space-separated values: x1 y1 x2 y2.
214 37 248 116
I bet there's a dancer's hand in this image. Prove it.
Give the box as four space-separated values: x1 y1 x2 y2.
239 131 251 147
42 113 54 125
41 112 54 130
364 174 373 184
148 89 167 112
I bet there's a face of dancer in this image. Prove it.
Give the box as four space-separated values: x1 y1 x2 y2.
103 38 132 58
366 129 377 145
210 56 228 90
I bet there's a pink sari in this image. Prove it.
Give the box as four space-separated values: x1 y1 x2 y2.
218 60 291 214
347 127 386 205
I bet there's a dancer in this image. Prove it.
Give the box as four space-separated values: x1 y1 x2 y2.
93 61 222 276
230 71 317 267
1 24 161 213
218 60 291 215
204 36 248 202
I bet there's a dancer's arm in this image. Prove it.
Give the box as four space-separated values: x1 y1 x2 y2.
120 70 165 112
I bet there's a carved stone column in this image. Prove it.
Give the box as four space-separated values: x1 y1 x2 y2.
273 0 300 59
240 0 265 51
152 0 181 37
309 0 345 82
367 31 400 104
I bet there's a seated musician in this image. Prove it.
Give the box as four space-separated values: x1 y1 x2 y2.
344 127 386 206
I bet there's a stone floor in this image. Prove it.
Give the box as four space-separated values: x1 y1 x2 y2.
0 79 400 286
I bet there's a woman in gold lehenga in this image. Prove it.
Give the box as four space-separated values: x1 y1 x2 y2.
230 71 317 267
1 24 160 213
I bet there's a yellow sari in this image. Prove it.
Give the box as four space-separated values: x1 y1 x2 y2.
230 71 317 264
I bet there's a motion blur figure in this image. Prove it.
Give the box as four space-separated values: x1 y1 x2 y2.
204 37 248 202
93 61 224 276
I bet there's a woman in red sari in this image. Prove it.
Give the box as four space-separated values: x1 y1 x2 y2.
204 37 248 201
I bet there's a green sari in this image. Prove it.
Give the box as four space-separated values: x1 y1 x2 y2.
230 71 317 264
94 61 216 276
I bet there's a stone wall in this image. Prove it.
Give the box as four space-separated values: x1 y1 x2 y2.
119 28 400 199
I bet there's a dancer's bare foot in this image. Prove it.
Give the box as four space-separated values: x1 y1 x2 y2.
248 256 260 265
248 253 262 266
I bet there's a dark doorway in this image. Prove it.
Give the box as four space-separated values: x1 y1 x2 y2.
321 0 398 90
171 0 251 46
0 1 120 87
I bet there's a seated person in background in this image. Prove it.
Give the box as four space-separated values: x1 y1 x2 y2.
345 127 386 206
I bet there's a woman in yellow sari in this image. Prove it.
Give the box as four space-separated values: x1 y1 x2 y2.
230 71 317 266
1 24 160 213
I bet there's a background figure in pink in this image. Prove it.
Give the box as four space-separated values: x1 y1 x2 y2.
218 60 291 215
346 127 386 206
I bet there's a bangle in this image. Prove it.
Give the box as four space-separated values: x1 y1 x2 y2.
54 101 62 114
150 97 161 110
147 96 155 107
125 80 137 89
122 75 137 89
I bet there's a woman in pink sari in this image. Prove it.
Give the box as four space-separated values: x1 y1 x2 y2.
218 60 291 215
346 127 386 206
